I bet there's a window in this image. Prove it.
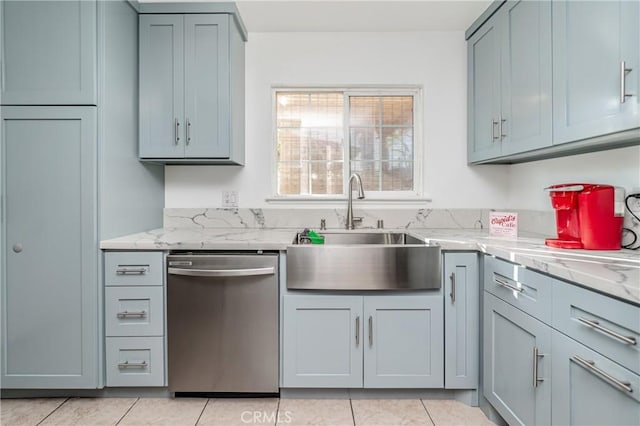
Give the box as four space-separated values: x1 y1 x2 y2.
275 88 421 199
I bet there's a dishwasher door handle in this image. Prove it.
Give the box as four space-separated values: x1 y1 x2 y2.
168 266 275 277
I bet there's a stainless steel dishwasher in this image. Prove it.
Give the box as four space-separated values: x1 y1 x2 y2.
167 253 278 394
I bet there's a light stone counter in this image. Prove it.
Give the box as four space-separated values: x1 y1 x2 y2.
101 227 639 306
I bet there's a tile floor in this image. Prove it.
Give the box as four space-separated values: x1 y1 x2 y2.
1 397 495 426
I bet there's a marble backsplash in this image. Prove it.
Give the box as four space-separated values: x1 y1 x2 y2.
164 208 562 237
163 207 640 240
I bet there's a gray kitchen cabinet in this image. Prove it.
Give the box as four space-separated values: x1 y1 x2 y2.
443 252 479 389
1 0 164 391
139 13 245 164
467 0 552 163
1 0 97 105
552 331 640 426
364 295 443 388
483 292 552 426
282 295 363 388
553 0 640 145
104 251 166 387
1 107 99 389
283 293 443 389
467 13 501 163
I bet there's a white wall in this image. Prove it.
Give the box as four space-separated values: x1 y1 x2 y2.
165 31 509 208
507 145 640 211
165 31 640 211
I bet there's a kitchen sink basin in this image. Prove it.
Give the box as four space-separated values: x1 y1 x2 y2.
293 231 425 245
287 231 441 291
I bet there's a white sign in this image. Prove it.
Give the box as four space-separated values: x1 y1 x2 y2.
489 212 518 238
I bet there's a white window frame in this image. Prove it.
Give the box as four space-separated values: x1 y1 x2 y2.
270 86 424 202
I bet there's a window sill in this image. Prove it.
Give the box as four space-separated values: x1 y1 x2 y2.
265 196 432 207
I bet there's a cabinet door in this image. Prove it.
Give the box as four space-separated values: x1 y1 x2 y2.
444 253 479 389
467 16 502 163
1 106 98 388
499 0 552 156
553 0 640 144
483 293 551 426
1 0 97 105
364 295 443 388
283 295 363 388
552 331 640 426
184 15 230 158
139 14 184 158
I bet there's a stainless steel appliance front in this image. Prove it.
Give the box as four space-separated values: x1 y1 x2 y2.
167 253 278 393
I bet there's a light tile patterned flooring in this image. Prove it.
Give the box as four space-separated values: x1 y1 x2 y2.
1 397 495 426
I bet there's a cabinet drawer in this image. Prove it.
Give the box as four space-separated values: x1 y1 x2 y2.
106 337 164 387
105 252 163 286
553 281 640 375
484 256 552 324
105 287 164 337
552 331 640 426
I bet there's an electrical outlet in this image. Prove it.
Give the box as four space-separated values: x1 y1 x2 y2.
221 190 239 208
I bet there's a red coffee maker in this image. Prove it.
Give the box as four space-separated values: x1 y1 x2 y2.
545 183 624 250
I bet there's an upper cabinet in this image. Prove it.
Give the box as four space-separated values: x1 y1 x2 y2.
467 0 640 164
552 0 640 144
1 0 97 105
139 13 245 165
468 0 552 163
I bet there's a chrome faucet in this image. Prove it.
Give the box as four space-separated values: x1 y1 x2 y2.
346 173 365 230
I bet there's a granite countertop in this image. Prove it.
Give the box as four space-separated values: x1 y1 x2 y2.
100 227 640 305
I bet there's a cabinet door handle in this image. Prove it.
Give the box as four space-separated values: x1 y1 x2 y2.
116 266 148 275
449 272 456 303
491 119 499 141
186 118 191 145
533 347 544 388
117 310 147 319
500 117 507 139
174 118 181 144
355 316 360 347
118 360 148 369
494 276 524 293
620 61 633 103
577 317 637 346
572 355 632 393
368 316 373 347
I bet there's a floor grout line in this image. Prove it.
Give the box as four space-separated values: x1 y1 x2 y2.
275 397 281 426
115 397 139 426
349 398 356 426
194 398 211 426
35 397 69 425
420 399 437 426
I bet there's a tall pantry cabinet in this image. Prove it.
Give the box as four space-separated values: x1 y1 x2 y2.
1 0 164 389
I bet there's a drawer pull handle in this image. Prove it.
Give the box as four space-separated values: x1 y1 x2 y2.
117 310 147 319
116 267 148 275
355 316 360 347
533 347 544 388
369 316 373 347
577 317 637 346
118 360 148 369
494 277 524 293
572 355 632 393
450 272 456 303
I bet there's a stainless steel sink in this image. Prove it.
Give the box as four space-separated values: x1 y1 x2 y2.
287 232 441 291
293 231 425 245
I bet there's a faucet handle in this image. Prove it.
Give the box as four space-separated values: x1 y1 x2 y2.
352 216 363 224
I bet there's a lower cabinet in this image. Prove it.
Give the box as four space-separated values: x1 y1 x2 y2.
443 252 479 389
1 107 99 389
552 331 640 426
282 293 443 388
104 251 166 387
483 292 552 426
